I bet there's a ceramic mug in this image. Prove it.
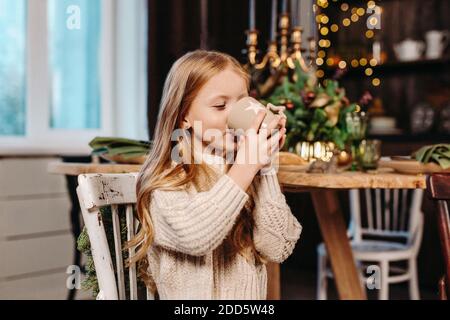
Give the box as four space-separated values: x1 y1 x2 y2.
425 30 449 59
227 97 283 132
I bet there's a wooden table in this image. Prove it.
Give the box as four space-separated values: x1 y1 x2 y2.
48 162 427 300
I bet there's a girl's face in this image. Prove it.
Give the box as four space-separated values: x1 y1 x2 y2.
184 67 248 155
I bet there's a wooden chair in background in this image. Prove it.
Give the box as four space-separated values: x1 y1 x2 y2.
317 188 424 300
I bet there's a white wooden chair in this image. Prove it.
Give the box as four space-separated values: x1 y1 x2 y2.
317 188 424 300
76 173 155 300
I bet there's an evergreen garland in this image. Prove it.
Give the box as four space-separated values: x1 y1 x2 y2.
76 206 147 299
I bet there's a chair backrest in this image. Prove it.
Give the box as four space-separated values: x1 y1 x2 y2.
348 188 424 246
426 173 450 299
76 173 154 300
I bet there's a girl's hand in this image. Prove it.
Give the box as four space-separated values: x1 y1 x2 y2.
235 109 286 171
267 103 287 149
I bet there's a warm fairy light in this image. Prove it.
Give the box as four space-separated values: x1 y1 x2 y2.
326 57 334 66
325 40 331 47
351 59 359 67
319 39 327 47
369 58 378 66
365 30 374 38
320 15 329 24
351 8 357 14
357 8 366 16
365 67 373 76
355 104 361 112
316 58 324 66
372 78 381 86
316 69 325 78
340 3 349 11
359 58 368 66
351 14 359 22
317 0 329 9
369 17 378 26
343 18 351 26
320 27 329 36
316 14 322 23
367 1 376 9
338 61 347 69
318 50 326 58
330 24 339 32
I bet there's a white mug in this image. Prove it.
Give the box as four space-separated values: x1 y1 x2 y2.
425 30 449 59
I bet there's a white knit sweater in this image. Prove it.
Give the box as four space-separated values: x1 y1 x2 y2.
146 160 302 300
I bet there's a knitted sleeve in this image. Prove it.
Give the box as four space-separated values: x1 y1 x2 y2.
250 170 302 263
149 174 249 256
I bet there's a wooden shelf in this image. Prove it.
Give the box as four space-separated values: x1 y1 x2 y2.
368 132 450 143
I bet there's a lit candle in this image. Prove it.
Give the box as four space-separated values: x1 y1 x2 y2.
270 0 278 41
311 1 317 41
249 0 255 30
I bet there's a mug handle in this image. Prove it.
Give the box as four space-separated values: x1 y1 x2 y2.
443 31 450 49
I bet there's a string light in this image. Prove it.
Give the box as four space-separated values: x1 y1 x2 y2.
317 0 329 9
330 24 339 32
316 69 325 78
343 18 351 26
367 1 376 9
365 30 374 38
351 14 359 22
320 15 329 24
359 58 368 66
372 78 381 86
340 3 349 11
326 57 334 66
318 50 326 58
320 27 329 36
369 58 378 66
351 59 359 67
356 8 366 16
316 58 324 66
338 61 347 69
365 68 373 76
369 17 378 26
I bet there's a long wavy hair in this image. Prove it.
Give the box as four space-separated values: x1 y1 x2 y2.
127 50 267 294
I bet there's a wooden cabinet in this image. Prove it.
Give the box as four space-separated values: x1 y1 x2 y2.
0 157 88 299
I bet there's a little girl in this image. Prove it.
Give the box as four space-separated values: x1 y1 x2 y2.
129 50 302 300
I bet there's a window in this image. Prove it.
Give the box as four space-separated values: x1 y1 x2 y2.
0 0 148 152
48 0 101 129
0 0 27 136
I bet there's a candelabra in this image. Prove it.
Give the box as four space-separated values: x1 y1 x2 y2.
245 12 316 72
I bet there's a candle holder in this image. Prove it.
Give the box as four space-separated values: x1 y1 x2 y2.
245 29 259 66
245 10 316 73
286 26 309 71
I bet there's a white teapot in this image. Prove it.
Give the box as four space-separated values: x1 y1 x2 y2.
394 39 425 61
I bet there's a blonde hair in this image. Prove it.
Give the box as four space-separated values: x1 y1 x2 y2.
127 50 266 294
